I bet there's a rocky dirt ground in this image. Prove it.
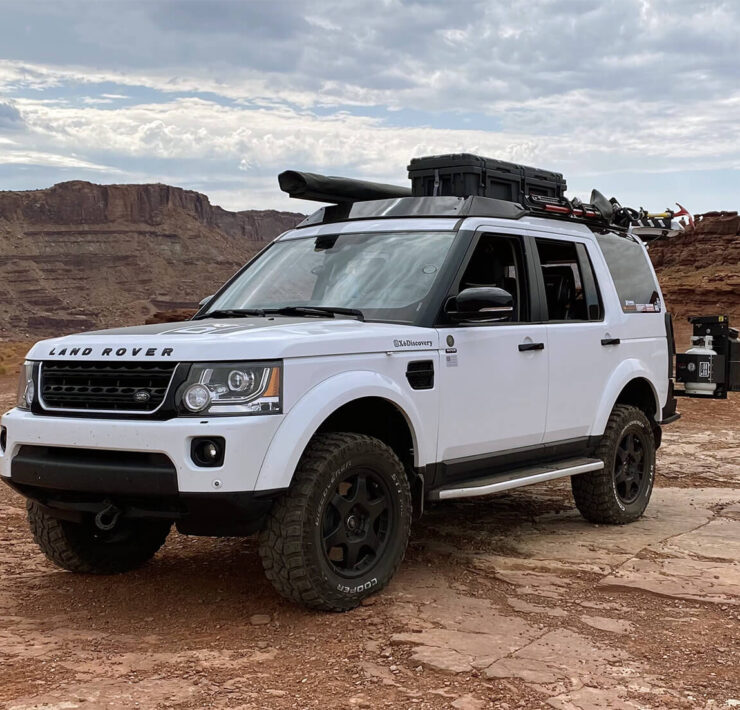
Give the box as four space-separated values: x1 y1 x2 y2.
0 375 738 710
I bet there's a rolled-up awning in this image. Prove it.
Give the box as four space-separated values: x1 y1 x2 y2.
278 170 411 203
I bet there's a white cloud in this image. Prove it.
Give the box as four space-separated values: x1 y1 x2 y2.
0 148 116 171
0 0 737 212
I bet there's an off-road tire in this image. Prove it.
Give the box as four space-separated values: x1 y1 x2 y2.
28 501 171 574
258 433 412 611
571 404 656 524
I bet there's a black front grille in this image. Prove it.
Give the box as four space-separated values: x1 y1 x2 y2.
40 361 177 412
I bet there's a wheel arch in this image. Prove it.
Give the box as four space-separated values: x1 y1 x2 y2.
593 362 662 440
254 371 429 496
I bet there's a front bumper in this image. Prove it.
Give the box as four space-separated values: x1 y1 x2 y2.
0 408 283 494
3 476 278 536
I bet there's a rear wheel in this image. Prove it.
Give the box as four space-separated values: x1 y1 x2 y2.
571 404 656 524
258 433 412 611
28 502 171 574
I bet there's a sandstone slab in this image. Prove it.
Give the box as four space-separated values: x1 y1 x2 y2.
599 557 740 605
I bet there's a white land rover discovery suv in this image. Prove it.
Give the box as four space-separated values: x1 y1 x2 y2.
1 158 696 611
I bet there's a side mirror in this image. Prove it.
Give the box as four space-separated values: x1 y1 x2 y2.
447 287 514 321
198 295 214 308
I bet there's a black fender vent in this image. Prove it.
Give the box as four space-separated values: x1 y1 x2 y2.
406 360 434 390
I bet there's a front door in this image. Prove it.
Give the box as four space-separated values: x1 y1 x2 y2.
435 231 549 473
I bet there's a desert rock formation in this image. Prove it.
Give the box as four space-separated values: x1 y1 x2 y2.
1 184 737 339
648 211 740 323
0 181 303 338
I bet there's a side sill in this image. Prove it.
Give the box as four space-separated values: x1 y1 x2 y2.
430 457 604 501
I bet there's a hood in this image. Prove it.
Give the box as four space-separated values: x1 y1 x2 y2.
26 317 439 362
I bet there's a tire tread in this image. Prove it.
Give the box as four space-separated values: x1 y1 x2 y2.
571 404 655 525
28 502 170 574
258 432 411 611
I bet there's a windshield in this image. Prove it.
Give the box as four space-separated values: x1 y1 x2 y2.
206 230 456 323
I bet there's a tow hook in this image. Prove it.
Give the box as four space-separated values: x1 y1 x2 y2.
95 501 122 531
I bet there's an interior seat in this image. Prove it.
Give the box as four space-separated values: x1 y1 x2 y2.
543 265 576 319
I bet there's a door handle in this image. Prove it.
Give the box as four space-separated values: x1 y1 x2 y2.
518 342 545 352
601 338 621 346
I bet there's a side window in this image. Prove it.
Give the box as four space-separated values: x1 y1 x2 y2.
596 233 661 313
575 244 604 320
535 238 600 321
457 234 528 322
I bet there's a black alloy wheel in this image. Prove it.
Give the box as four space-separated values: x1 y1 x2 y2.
321 469 392 578
571 404 656 524
614 430 649 504
258 432 412 611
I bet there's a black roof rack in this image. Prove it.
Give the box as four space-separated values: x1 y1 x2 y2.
291 193 631 233
279 164 633 233
295 195 527 228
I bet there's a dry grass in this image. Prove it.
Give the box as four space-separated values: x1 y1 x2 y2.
0 342 33 376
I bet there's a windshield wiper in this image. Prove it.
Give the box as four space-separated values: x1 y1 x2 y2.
195 306 365 322
193 308 266 320
268 306 365 321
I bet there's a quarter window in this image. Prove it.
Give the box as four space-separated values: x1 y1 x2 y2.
596 233 661 313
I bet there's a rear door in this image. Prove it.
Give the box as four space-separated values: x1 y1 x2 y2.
434 229 549 473
530 235 619 442
592 232 669 410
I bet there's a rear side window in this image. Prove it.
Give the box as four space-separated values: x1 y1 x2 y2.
596 233 661 313
535 238 602 321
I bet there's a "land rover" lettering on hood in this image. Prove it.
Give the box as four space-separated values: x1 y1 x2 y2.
48 346 174 357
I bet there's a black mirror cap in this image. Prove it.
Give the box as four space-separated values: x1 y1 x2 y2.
456 286 513 311
447 287 514 321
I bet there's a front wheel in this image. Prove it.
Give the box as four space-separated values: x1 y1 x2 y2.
258 433 412 611
571 404 656 524
28 502 171 574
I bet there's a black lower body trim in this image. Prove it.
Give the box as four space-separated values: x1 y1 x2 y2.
661 379 679 423
3 478 284 537
436 436 600 487
10 445 178 496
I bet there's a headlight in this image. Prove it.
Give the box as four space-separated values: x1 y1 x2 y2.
16 361 35 410
179 362 281 416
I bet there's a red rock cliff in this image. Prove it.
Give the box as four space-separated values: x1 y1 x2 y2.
0 181 303 338
648 212 740 323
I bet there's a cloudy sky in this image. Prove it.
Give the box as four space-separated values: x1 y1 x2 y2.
0 0 738 213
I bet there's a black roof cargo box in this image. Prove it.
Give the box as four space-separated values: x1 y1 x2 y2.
408 153 566 203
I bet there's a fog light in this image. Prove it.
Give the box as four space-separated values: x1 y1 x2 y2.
191 437 225 468
0 426 6 453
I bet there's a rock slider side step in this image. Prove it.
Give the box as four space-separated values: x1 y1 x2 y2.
431 457 604 501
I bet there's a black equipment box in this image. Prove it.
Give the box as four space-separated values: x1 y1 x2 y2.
676 353 725 384
408 153 567 202
675 315 740 399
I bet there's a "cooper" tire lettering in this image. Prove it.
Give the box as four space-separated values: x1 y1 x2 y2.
336 578 378 594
